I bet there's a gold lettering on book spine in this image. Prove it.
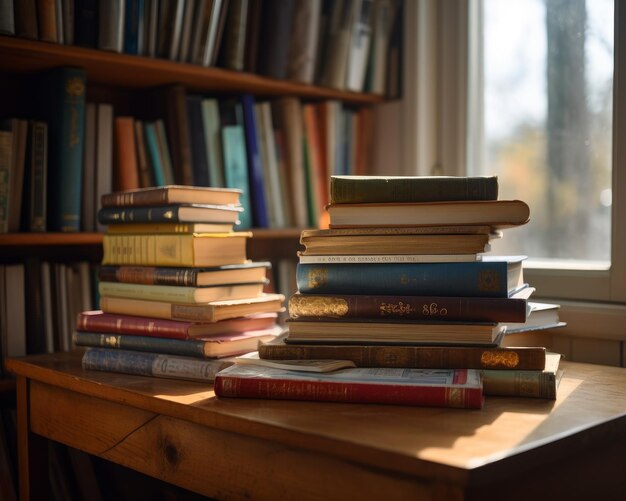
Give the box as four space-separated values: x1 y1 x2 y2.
480 351 519 368
379 302 416 316
290 296 348 317
447 388 464 408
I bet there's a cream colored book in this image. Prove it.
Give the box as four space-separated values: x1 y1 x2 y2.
102 232 251 267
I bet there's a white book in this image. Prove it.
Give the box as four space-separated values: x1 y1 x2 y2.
346 0 374 91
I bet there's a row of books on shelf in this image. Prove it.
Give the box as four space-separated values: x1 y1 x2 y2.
74 179 565 409
0 0 402 97
0 67 373 233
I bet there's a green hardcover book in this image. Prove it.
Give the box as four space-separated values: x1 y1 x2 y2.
330 175 499 204
39 67 86 232
482 352 563 399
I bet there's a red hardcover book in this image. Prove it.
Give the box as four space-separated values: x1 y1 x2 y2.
214 365 484 409
76 310 278 339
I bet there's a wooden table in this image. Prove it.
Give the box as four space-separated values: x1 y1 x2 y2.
7 352 626 500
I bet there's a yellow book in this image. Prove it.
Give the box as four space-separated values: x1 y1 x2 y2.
106 222 234 234
102 232 251 267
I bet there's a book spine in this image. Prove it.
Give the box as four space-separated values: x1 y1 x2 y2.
74 0 98 47
102 234 196 267
222 125 252 229
0 131 12 234
14 0 38 39
201 99 225 188
187 96 211 186
98 266 199 286
36 0 57 41
296 262 510 297
76 312 190 339
98 0 125 52
123 0 143 54
482 369 557 399
329 176 499 204
99 281 200 303
259 343 546 370
215 375 484 409
241 94 269 228
27 122 48 232
82 348 231 381
42 67 86 232
75 332 207 358
98 205 186 224
143 122 166 186
100 188 169 207
289 294 527 322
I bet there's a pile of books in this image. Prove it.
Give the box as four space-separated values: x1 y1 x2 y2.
75 185 285 381
214 175 565 409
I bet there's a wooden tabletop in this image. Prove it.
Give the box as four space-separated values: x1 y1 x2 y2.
7 352 626 490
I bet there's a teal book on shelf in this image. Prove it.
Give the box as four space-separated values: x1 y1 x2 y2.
39 67 87 232
144 122 166 186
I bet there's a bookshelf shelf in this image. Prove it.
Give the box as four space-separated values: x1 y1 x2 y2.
0 36 386 105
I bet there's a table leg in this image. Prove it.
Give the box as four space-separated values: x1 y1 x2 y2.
16 377 49 501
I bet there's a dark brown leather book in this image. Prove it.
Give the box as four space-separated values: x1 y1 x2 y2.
259 334 547 371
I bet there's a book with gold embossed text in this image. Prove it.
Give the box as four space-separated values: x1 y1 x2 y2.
215 364 484 409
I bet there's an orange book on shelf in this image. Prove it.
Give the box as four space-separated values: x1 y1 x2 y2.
303 104 329 227
114 117 140 191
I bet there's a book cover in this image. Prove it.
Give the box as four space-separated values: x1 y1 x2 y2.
220 101 252 228
98 0 125 52
22 122 48 232
288 291 530 323
95 103 114 233
201 98 226 188
0 131 12 234
327 200 530 229
100 293 285 322
39 67 86 232
330 175 499 204
218 0 249 70
241 94 269 228
482 352 563 399
345 0 374 92
113 117 140 192
299 233 491 256
82 348 235 382
74 0 98 47
105 221 234 234
98 280 267 303
256 0 296 79
287 0 322 84
81 102 97 231
75 325 282 358
256 101 288 228
101 231 250 267
286 319 505 345
187 95 211 186
6 119 28 233
296 257 525 298
76 310 279 339
123 0 144 54
141 122 164 185
97 261 270 286
14 0 38 39
215 364 484 409
97 203 242 225
101 185 241 207
259 334 546 370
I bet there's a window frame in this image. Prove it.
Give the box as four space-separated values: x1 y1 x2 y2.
373 0 626 337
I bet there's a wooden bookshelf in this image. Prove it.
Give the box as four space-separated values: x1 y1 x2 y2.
0 36 386 104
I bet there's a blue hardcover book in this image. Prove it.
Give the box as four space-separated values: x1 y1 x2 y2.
81 348 234 382
124 0 144 54
144 122 166 186
241 94 269 228
187 95 211 186
40 68 86 232
296 257 526 298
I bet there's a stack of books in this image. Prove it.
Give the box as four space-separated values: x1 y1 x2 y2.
214 175 565 408
76 185 285 382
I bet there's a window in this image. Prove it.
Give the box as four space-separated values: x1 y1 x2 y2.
466 0 626 304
